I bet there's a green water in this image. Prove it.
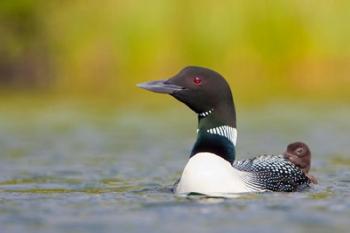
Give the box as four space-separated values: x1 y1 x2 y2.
0 103 349 233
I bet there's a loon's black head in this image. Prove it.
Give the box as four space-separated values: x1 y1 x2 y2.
137 66 236 127
138 66 237 164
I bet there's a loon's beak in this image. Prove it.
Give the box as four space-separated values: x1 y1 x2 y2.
137 80 184 94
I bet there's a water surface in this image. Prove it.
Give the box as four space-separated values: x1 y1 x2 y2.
0 103 349 233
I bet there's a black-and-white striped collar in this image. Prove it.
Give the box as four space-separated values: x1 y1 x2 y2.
197 125 237 146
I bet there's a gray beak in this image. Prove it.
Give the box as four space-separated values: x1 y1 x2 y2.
137 80 184 94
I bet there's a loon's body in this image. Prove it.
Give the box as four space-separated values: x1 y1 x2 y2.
138 66 312 195
175 153 309 194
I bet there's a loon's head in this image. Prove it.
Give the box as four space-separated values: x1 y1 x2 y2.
138 66 237 163
138 66 235 125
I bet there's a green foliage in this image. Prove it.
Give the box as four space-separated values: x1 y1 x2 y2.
0 0 349 103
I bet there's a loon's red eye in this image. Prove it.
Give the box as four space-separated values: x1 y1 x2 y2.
193 76 202 85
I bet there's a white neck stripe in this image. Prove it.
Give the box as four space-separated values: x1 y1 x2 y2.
206 126 237 146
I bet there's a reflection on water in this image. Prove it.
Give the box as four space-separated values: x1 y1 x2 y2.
0 103 349 233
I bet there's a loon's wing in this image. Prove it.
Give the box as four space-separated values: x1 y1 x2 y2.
233 155 310 192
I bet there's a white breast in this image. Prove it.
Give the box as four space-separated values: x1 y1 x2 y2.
175 152 259 195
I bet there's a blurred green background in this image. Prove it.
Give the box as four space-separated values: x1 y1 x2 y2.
0 0 349 106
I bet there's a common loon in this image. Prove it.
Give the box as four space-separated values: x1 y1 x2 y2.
137 66 312 195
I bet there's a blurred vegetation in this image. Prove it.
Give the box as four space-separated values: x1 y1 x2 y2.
0 0 349 105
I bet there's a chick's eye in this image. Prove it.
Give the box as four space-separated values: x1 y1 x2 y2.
295 148 304 155
193 76 202 85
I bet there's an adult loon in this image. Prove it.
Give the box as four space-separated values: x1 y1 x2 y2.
137 66 311 195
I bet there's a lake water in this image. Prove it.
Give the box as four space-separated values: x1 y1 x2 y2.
0 102 349 233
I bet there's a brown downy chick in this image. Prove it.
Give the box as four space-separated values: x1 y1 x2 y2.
283 142 318 184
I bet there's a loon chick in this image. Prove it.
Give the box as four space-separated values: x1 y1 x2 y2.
137 66 311 195
283 142 318 184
